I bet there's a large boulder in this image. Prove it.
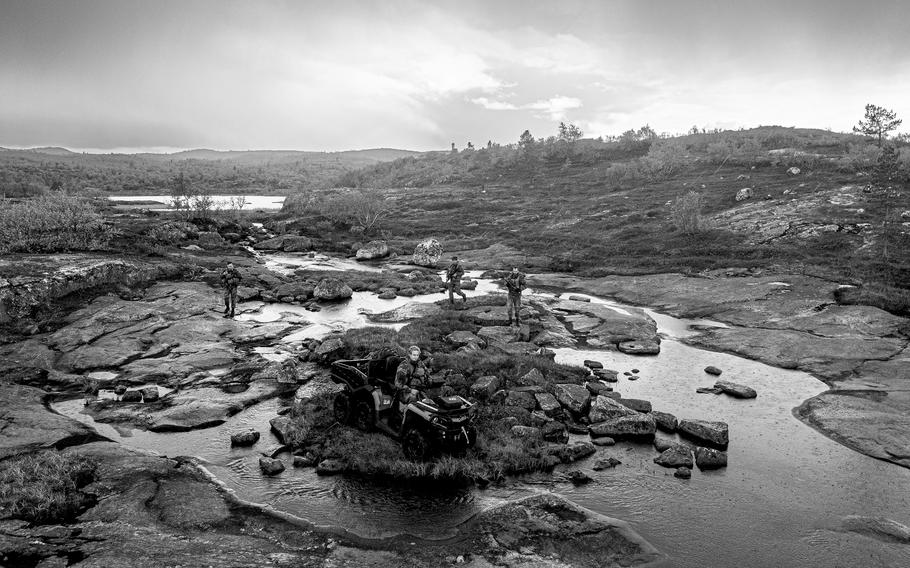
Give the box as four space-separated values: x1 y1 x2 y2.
355 240 390 260
654 444 694 468
316 459 345 476
678 419 729 448
517 368 546 387
446 330 481 347
412 238 443 267
541 421 569 443
715 380 758 399
274 282 314 300
553 383 591 416
588 395 636 424
589 414 656 439
547 441 597 463
313 278 353 301
511 425 541 439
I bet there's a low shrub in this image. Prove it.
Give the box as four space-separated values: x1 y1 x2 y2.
670 190 707 234
0 194 111 253
0 451 97 524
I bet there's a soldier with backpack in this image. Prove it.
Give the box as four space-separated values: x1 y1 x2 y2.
219 262 242 318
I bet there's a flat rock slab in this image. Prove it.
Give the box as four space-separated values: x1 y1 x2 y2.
0 384 102 458
365 302 443 323
797 390 910 468
685 327 906 381
462 493 662 566
678 419 729 448
715 380 757 399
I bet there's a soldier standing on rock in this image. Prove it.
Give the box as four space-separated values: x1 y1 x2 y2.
220 262 242 318
445 256 467 307
503 267 526 327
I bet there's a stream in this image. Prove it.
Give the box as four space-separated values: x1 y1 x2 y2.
53 254 910 567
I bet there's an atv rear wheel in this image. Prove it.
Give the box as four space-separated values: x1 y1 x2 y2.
333 391 352 424
402 427 432 461
353 399 375 432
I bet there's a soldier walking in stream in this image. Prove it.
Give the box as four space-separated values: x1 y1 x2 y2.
503 266 526 327
445 255 467 307
220 262 242 318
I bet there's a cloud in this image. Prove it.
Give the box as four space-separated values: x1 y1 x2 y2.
470 95 582 121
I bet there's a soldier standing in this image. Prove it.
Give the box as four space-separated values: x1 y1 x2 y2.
503 267 526 327
219 262 242 318
445 256 467 306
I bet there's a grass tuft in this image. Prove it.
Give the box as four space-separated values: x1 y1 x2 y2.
0 451 97 524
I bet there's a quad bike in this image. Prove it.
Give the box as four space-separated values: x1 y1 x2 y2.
330 355 477 461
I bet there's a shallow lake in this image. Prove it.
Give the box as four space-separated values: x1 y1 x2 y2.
108 194 286 210
53 260 910 567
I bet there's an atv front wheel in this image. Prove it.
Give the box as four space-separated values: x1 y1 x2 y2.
402 427 432 461
333 391 352 424
353 399 375 432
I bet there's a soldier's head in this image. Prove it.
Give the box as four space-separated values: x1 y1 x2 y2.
511 267 519 274
407 345 421 362
227 263 234 269
451 256 458 262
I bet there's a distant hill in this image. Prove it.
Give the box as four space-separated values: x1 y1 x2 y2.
0 146 423 196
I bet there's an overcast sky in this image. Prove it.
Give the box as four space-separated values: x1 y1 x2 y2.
2 0 908 152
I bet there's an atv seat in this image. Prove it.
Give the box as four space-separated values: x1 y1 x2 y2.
367 355 402 391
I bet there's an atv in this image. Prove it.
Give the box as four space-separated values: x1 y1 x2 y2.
330 355 477 461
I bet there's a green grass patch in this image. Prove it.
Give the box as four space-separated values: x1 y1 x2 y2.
0 451 97 524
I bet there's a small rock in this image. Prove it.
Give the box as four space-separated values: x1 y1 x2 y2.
696 386 724 395
694 447 728 470
652 411 678 432
517 368 546 387
735 187 753 201
628 375 639 381
313 278 353 301
653 436 676 452
787 166 801 175
588 414 656 439
140 386 159 402
113 385 127 395
591 436 616 446
316 459 345 476
120 390 142 402
704 366 723 376
505 390 537 411
674 467 692 479
469 375 500 400
259 457 285 476
583 359 603 370
585 381 612 396
593 368 619 382
631 369 640 374
541 421 569 444
593 457 622 470
564 470 593 484
231 429 260 446
678 419 729 448
293 452 317 467
535 392 562 417
377 290 397 300
553 383 592 416
714 380 757 399
567 295 591 302
511 425 541 439
617 398 651 413
654 444 694 468
617 340 660 355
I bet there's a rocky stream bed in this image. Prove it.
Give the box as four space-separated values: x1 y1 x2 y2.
2 249 910 567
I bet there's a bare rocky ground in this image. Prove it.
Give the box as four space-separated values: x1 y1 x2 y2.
0 253 665 567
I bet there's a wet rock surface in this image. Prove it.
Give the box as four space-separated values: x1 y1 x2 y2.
530 271 910 469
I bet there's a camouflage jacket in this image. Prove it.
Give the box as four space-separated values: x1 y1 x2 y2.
446 261 464 281
504 272 526 295
220 267 242 289
395 359 430 390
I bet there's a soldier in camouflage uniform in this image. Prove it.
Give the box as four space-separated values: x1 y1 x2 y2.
445 256 467 306
219 262 242 318
503 267 526 326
